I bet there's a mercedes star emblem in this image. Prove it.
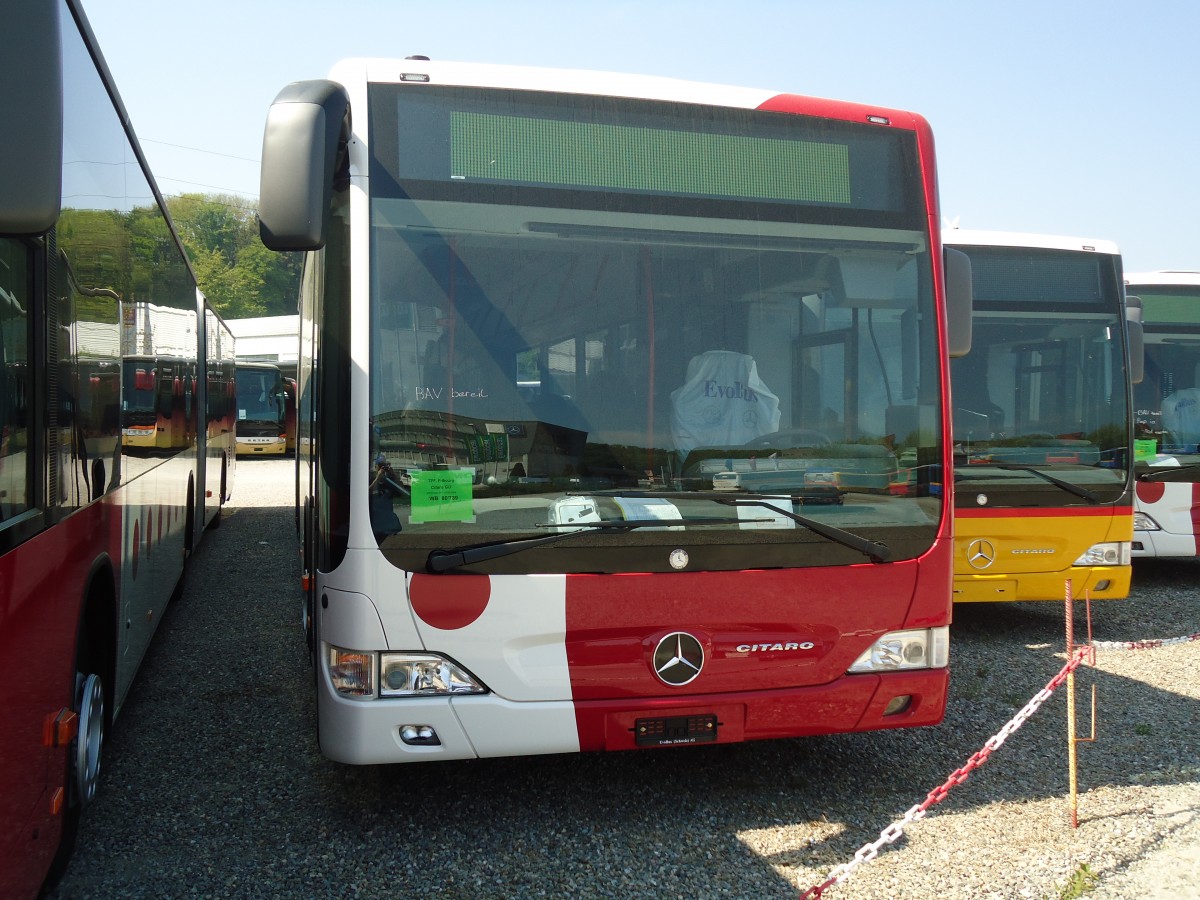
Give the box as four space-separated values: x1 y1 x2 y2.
652 632 704 686
967 538 997 570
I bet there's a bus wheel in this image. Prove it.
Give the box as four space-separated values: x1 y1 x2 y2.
43 658 105 890
184 479 196 558
73 672 105 805
208 460 227 531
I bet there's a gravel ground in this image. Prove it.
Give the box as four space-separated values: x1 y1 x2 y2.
47 458 1200 899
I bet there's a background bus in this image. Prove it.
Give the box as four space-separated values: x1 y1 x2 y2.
1127 270 1200 557
283 375 298 455
259 58 971 766
234 361 288 456
946 231 1135 602
120 301 200 452
0 3 235 895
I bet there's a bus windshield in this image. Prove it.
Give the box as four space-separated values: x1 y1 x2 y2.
948 245 1130 502
236 365 286 426
366 85 942 572
1133 284 1200 467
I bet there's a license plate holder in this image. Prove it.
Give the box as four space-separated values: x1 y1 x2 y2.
634 714 718 747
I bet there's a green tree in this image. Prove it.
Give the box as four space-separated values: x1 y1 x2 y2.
165 193 301 318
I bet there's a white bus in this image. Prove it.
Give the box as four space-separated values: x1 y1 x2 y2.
258 57 971 765
1126 271 1200 557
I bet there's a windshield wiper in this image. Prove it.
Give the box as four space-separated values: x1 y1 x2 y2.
710 497 890 562
1138 464 1200 482
425 516 756 573
956 464 1099 503
569 490 890 563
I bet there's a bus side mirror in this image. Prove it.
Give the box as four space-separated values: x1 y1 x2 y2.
1125 295 1145 385
0 3 62 233
943 246 973 358
259 80 351 251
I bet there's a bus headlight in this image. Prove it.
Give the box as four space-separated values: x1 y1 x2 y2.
1133 511 1160 532
847 627 948 673
380 653 486 697
1073 542 1131 566
328 648 487 698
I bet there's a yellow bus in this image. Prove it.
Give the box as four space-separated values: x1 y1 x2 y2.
234 361 288 456
946 231 1135 602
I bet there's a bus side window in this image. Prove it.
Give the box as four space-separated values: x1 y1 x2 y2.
0 239 33 521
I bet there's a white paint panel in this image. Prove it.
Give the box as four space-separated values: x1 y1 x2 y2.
944 228 1120 256
452 696 581 758
1135 482 1198 558
411 573 572 702
340 57 777 109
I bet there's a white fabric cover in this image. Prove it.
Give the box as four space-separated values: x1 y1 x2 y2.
669 350 781 457
1162 387 1200 447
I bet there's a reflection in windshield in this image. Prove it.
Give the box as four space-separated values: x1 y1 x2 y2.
1132 288 1200 470
948 271 1129 500
367 210 942 559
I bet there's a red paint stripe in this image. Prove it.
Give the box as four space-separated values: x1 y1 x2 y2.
756 93 921 129
955 505 1133 519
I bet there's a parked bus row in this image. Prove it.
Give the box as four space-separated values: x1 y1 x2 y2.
254 53 1163 778
0 3 235 896
3 4 1189 896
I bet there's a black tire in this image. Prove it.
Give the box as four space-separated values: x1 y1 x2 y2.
41 644 105 894
207 459 228 531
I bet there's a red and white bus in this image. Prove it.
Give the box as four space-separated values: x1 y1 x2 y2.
1127 271 1200 557
0 3 236 895
258 58 972 765
946 231 1137 601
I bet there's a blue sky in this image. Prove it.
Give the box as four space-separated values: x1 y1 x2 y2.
81 0 1198 275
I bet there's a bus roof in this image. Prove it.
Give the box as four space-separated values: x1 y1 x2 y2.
325 57 926 127
1125 271 1200 287
943 228 1120 256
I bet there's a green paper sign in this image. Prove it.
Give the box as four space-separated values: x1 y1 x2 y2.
1134 439 1157 462
410 470 475 523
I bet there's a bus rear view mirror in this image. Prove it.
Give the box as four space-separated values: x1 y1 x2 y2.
0 3 62 234
259 80 351 251
943 246 973 357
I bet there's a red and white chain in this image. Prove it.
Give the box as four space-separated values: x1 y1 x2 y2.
1091 632 1200 651
800 646 1092 899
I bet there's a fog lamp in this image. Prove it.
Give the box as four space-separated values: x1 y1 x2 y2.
883 695 913 716
400 725 441 746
